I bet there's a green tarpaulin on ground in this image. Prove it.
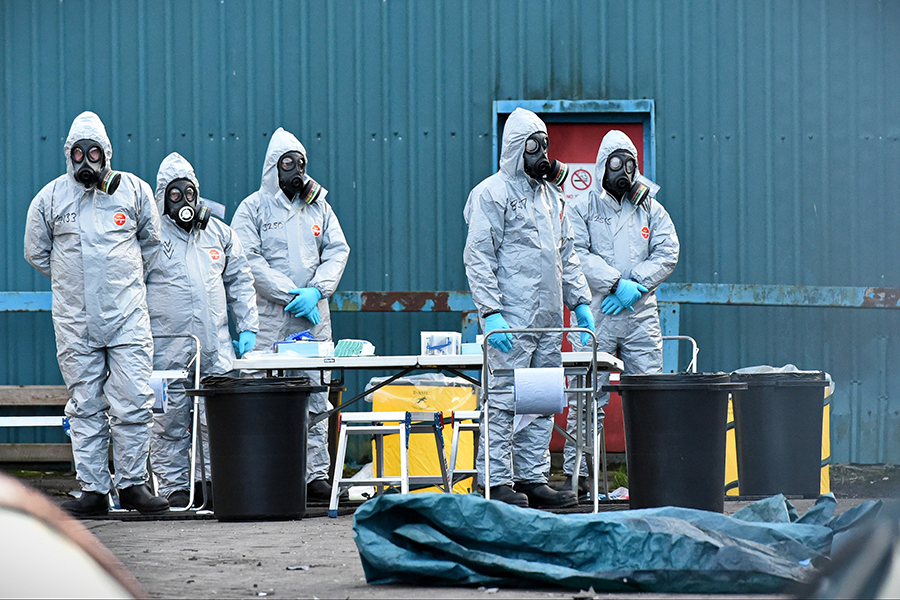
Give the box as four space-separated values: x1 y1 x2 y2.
352 493 880 594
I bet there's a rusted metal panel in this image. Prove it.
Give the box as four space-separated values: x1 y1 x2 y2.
861 288 900 309
330 291 475 313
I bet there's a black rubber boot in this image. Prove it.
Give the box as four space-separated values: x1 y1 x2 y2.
516 482 578 509
166 490 190 509
61 491 108 517
307 479 347 504
118 484 169 515
554 475 591 500
192 480 214 511
487 484 529 507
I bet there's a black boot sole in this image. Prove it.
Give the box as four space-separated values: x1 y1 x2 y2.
62 507 109 518
118 499 169 515
120 504 169 515
528 496 578 509
493 498 529 507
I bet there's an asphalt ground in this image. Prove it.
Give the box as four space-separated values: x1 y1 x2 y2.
5 464 898 599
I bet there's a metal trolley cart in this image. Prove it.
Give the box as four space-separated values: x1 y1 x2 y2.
149 334 206 512
482 326 615 513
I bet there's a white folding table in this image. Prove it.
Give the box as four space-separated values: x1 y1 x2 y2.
232 350 624 509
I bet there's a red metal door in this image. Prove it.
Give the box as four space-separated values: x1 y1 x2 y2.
549 121 644 454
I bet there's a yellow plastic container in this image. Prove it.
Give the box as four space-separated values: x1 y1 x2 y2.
725 386 831 496
371 382 477 493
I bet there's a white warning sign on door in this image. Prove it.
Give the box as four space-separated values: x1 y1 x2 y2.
561 163 594 205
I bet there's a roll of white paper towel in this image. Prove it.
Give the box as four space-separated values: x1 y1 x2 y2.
514 367 566 415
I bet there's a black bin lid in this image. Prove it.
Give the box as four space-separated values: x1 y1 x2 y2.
730 370 827 387
607 372 746 391
187 375 327 396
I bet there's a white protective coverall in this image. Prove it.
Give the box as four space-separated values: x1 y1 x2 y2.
563 130 680 476
24 111 162 494
463 108 592 487
146 152 259 497
231 128 350 484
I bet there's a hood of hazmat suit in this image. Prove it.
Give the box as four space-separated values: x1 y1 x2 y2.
463 107 591 330
145 152 258 375
231 127 350 351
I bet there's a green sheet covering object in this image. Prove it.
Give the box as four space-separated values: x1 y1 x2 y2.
352 493 881 594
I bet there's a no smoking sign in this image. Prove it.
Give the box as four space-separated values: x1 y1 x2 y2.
570 169 592 190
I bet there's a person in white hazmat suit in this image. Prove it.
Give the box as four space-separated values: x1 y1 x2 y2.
24 111 169 517
463 108 596 508
231 127 350 503
559 130 679 497
145 152 259 509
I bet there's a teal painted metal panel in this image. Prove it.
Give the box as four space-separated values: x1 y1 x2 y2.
2 0 900 463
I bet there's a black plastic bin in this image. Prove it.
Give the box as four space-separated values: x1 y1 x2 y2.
188 376 326 521
604 373 746 512
730 371 828 499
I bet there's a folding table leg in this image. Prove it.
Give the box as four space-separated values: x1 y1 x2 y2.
448 420 462 486
431 420 451 493
399 425 410 495
374 434 385 495
328 422 351 518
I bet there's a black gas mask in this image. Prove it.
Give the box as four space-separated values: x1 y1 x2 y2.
603 150 637 202
70 139 121 194
165 178 210 233
603 150 659 206
522 132 569 186
278 151 323 204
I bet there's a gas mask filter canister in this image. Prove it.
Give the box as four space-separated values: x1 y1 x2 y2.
625 174 661 207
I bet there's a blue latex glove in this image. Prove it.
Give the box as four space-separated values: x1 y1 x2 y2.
285 287 322 318
601 294 627 316
306 304 321 325
484 313 513 353
614 279 648 309
573 304 596 347
232 330 257 358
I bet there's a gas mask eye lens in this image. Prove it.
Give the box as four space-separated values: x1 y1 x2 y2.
524 138 540 154
168 188 182 202
280 156 294 170
88 146 102 163
609 156 622 171
71 147 84 163
625 159 635 174
185 186 195 201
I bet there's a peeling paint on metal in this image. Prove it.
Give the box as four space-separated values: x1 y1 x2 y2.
862 288 900 308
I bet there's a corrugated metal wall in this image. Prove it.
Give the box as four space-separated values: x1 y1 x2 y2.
2 0 899 462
